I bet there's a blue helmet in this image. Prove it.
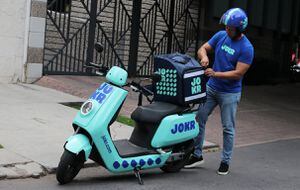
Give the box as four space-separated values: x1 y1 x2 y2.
220 8 248 32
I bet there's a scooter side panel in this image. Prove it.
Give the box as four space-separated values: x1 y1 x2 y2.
65 134 92 160
72 82 116 128
151 113 199 148
93 130 172 173
87 86 128 134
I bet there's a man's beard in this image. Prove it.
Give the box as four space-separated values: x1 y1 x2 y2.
229 31 242 40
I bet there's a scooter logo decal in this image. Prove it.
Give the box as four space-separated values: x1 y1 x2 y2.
90 83 114 104
191 77 202 95
171 120 196 134
155 158 162 164
147 158 154 165
139 159 146 166
113 161 120 169
131 160 137 167
101 135 112 153
122 160 129 168
113 158 161 169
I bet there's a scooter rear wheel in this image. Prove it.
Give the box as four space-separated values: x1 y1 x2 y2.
56 150 84 184
160 140 193 173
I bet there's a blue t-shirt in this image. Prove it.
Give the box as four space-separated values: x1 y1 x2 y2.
207 31 254 93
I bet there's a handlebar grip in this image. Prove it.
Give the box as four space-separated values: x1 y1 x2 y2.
90 63 108 72
130 81 140 91
89 62 101 68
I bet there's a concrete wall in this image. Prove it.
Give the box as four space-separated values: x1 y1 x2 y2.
0 0 46 83
0 0 29 83
26 0 47 83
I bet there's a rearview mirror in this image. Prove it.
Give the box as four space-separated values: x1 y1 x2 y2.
94 42 104 53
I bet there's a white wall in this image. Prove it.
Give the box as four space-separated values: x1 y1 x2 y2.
0 0 31 83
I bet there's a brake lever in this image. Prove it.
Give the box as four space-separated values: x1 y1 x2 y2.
130 85 139 92
129 81 140 92
89 62 102 68
83 65 95 69
95 71 105 76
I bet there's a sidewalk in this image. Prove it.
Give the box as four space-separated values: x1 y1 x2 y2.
0 83 82 179
0 83 217 180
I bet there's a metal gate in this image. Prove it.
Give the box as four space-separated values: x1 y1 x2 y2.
44 0 201 76
133 0 201 76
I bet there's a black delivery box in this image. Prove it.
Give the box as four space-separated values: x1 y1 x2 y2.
153 53 206 106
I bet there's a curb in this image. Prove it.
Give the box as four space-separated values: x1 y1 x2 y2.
45 161 99 175
0 144 219 180
0 162 47 180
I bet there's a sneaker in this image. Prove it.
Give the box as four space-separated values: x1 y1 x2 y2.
217 162 229 175
184 155 204 168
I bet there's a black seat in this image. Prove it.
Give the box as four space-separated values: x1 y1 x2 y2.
131 101 187 124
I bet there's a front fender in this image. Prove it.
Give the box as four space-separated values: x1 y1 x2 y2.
64 134 92 161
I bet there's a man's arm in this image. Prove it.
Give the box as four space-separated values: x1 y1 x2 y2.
197 42 214 67
205 61 251 80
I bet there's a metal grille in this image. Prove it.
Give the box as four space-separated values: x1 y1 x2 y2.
44 0 201 76
44 0 130 74
44 0 89 74
93 0 132 70
136 0 200 76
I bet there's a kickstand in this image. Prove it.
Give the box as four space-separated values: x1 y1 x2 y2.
134 167 144 185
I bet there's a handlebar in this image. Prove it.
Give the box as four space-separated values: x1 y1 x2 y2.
84 63 108 76
128 79 155 105
130 81 153 96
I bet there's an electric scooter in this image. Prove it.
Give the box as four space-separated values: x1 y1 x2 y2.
290 40 300 81
56 43 204 185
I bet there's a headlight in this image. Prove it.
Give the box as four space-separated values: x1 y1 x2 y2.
80 100 93 115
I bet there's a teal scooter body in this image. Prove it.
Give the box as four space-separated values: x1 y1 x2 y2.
151 113 199 148
57 66 202 185
67 81 171 172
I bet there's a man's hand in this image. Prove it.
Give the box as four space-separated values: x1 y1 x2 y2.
197 42 213 67
200 56 209 67
205 68 215 77
205 62 251 80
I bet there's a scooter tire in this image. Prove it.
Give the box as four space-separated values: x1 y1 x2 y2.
56 150 84 184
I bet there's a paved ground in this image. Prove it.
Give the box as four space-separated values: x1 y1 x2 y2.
36 76 300 148
1 138 299 190
1 75 299 181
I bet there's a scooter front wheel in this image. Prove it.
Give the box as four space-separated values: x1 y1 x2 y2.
56 150 84 184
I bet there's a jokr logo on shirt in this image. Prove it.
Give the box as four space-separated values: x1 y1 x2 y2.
221 44 235 55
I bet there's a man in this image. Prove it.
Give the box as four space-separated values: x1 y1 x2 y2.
185 8 254 175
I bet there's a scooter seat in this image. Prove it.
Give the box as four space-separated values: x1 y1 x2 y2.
131 101 187 124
